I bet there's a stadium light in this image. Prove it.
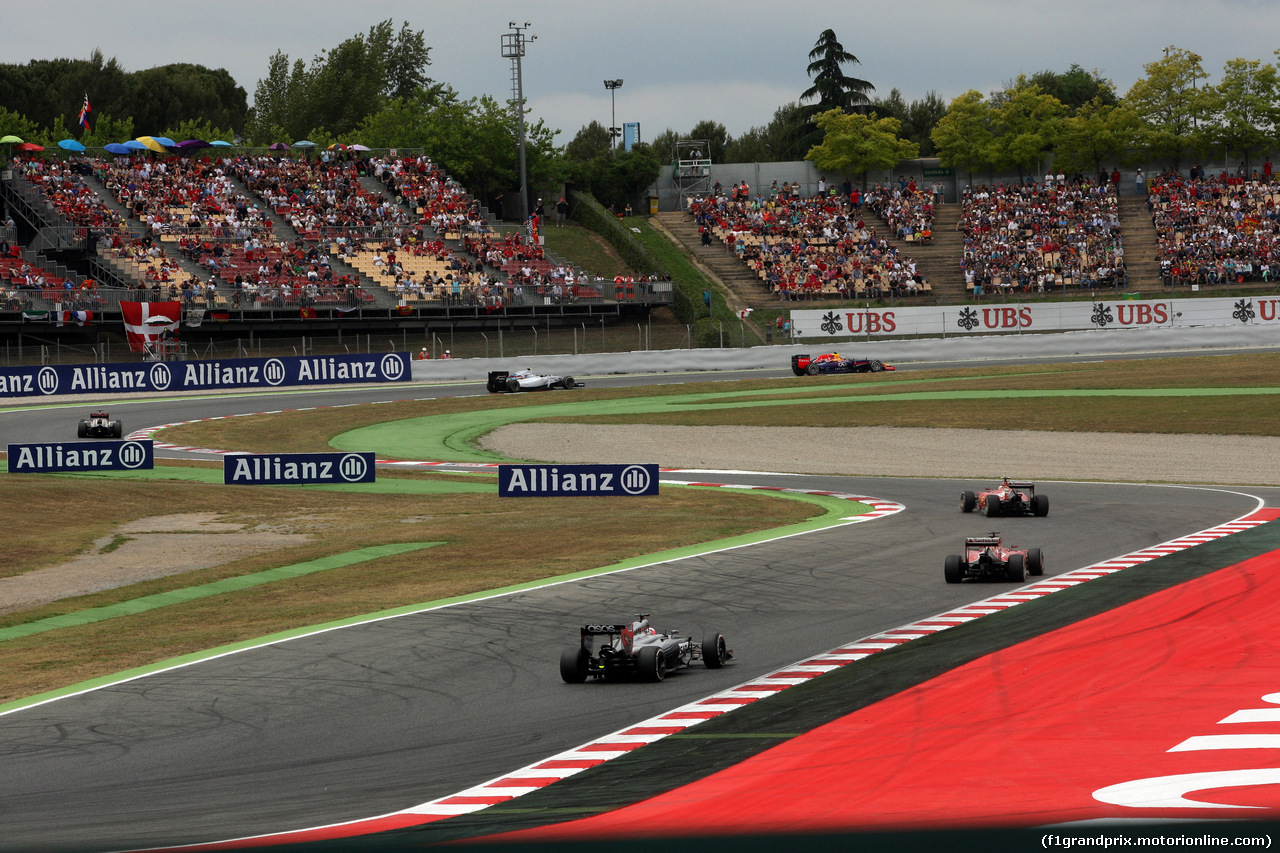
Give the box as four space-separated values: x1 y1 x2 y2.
502 23 537 223
604 79 623 155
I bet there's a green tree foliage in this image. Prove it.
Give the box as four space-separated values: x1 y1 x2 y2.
565 121 613 162
801 29 874 114
1203 57 1279 168
1027 65 1118 112
931 90 995 180
723 102 809 162
125 64 247 135
1053 98 1143 176
1124 46 1211 167
564 143 663 211
870 89 947 156
805 108 918 185
989 84 1066 177
688 120 730 163
246 19 431 143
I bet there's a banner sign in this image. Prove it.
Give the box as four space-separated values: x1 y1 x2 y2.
223 452 376 486
789 296 1280 339
499 463 659 497
0 353 413 398
7 439 153 473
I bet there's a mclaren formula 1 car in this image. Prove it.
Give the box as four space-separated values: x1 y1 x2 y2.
944 533 1044 583
487 368 582 393
961 479 1049 517
77 411 124 439
791 352 894 376
560 614 732 683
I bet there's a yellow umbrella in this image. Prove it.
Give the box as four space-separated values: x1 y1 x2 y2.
135 136 167 154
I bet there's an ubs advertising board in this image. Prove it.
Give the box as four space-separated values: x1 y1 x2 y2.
224 452 376 485
7 440 154 473
789 296 1280 339
0 353 413 398
498 464 659 497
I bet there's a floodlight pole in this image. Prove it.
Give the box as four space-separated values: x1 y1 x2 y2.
604 79 623 155
502 22 535 224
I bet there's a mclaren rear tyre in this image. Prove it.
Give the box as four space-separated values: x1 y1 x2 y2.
702 632 728 668
944 554 964 584
1032 493 1050 517
638 645 666 682
1007 553 1026 582
1027 547 1045 576
960 490 977 513
559 646 589 683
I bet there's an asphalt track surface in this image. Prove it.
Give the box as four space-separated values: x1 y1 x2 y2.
2 367 1279 851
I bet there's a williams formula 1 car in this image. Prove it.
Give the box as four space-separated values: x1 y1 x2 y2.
791 352 894 376
77 411 124 439
487 368 582 393
560 614 732 683
961 479 1049 517
944 533 1044 583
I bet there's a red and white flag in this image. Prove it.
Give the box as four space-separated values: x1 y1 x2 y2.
120 300 180 352
737 308 754 319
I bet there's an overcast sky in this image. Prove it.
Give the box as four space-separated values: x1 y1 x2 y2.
6 0 1280 148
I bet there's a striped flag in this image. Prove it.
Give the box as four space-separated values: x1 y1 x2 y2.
78 94 91 131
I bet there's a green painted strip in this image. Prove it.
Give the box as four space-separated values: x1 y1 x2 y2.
0 542 440 643
0 489 865 714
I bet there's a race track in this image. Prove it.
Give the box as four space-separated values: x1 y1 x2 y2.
1 368 1276 850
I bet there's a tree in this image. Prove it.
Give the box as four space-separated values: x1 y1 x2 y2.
1124 46 1211 168
565 121 612 162
989 84 1066 178
1053 98 1143 176
871 89 947 156
930 90 995 182
1028 65 1118 112
801 29 874 114
688 120 730 163
805 108 918 186
1202 57 1279 170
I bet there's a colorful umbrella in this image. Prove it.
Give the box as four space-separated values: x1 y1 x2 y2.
292 140 317 148
152 136 177 148
210 140 233 147
135 136 167 153
15 142 44 152
123 140 148 151
57 139 86 152
350 144 371 151
176 140 211 149
0 135 24 144
104 143 132 155
327 143 347 150
268 142 288 151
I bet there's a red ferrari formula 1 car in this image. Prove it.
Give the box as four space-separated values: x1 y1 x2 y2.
791 352 894 376
961 479 1049 518
944 533 1045 583
560 614 731 683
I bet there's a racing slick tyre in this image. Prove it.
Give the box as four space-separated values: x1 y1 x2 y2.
506 378 521 392
944 554 964 584
560 376 576 389
560 646 589 683
77 422 89 438
702 632 728 668
806 362 820 375
1031 493 1049 517
985 495 1003 517
960 490 977 513
638 645 666 682
870 360 884 372
113 422 123 439
1006 553 1026 582
1027 547 1045 576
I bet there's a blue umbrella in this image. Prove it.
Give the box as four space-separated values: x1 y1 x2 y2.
152 136 177 148
210 140 233 147
292 140 317 148
104 143 132 155
123 140 147 151
57 139 86 153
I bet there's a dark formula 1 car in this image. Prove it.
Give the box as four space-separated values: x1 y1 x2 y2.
791 352 894 376
944 533 1044 583
77 411 124 439
487 368 582 393
960 479 1049 517
560 614 732 683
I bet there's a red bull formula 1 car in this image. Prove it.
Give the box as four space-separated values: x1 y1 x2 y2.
961 479 1049 517
944 533 1044 583
77 411 124 439
791 352 893 376
560 614 731 683
487 368 582 393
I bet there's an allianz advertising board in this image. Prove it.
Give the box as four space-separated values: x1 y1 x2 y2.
498 463 659 497
224 452 377 485
0 353 412 398
7 440 154 473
